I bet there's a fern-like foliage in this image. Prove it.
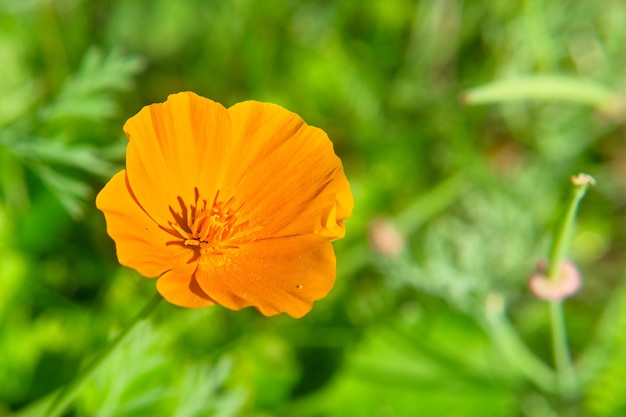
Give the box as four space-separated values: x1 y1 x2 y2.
0 48 143 218
77 323 247 417
41 49 144 121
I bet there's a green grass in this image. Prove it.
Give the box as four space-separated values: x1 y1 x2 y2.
2 0 626 416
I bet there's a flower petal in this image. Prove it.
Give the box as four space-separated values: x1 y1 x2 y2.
156 261 216 308
224 101 353 241
124 92 234 226
95 171 193 277
98 93 353 318
195 234 336 318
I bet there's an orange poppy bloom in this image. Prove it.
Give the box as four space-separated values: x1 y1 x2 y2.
96 92 353 317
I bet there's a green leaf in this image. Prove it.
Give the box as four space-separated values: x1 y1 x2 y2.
461 75 619 110
75 323 246 417
290 309 518 417
0 80 43 128
41 48 144 121
29 163 92 219
8 137 116 177
582 283 626 416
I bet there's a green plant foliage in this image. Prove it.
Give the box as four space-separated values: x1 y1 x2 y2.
76 323 246 417
583 283 626 416
288 306 518 417
41 49 144 122
585 344 626 417
3 0 626 416
0 46 142 217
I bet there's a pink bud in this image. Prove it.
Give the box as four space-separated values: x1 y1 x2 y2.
528 259 582 301
368 217 405 258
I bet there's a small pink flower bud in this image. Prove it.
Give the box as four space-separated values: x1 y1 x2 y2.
368 217 405 258
528 259 582 301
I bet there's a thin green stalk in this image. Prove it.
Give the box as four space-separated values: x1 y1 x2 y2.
547 174 593 279
483 294 557 392
546 173 594 397
42 292 163 417
550 301 577 395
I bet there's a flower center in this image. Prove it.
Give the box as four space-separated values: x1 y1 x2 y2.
169 190 251 253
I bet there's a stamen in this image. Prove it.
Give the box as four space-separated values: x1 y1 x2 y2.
171 190 254 253
170 222 192 240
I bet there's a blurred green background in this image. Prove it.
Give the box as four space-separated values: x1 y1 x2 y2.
2 0 626 416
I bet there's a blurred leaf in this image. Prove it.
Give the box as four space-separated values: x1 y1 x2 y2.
172 358 246 417
28 164 91 219
229 334 299 411
461 75 619 110
6 136 116 178
77 322 246 417
41 48 144 121
290 308 517 417
585 345 626 417
382 178 549 314
0 150 28 212
0 81 43 128
582 282 626 416
0 46 140 217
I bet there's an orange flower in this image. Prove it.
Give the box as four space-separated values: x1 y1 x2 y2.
96 92 353 317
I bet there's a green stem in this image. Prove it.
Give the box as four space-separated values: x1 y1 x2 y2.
42 292 163 417
547 175 592 280
483 294 556 392
550 301 577 396
546 173 594 397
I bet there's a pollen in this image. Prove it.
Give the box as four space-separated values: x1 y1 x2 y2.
170 190 252 253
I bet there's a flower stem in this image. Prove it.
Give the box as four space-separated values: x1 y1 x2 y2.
546 173 594 397
547 174 593 280
42 292 163 417
549 300 577 395
484 293 557 392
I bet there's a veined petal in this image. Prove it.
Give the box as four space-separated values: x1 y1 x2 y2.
124 92 233 226
97 92 353 318
95 170 192 277
156 262 216 308
225 101 353 241
195 234 336 318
